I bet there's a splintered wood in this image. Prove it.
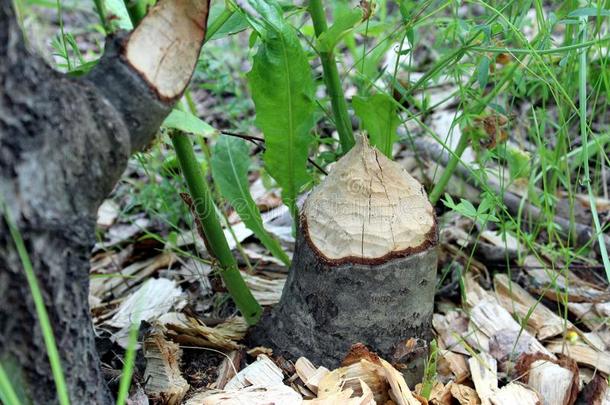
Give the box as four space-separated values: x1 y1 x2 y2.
143 333 190 405
160 313 248 351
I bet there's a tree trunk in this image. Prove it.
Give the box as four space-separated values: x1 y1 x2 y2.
0 0 209 402
251 136 438 386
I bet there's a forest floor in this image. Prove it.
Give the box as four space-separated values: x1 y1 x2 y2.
19 0 610 404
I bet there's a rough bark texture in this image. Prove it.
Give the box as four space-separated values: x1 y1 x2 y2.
0 0 207 402
251 226 438 386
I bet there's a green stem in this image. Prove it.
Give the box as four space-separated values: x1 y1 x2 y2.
124 0 148 26
309 0 355 153
170 130 262 324
577 18 610 281
428 130 470 205
115 324 138 405
92 0 109 34
206 7 234 41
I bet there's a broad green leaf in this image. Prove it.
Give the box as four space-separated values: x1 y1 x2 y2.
211 137 290 265
477 56 490 89
318 7 364 52
243 0 315 219
353 93 400 158
162 109 216 137
568 7 610 18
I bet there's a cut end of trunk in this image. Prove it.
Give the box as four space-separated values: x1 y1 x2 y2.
124 0 210 101
303 135 436 264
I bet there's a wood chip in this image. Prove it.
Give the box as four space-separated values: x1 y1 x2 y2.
97 199 120 229
225 354 284 390
317 359 389 404
380 358 422 405
143 333 189 405
465 275 553 361
295 357 330 394
305 380 375 405
106 278 184 347
494 274 568 340
191 385 302 405
514 353 579 405
546 340 610 375
450 383 481 405
433 311 470 354
437 349 470 383
91 252 176 301
489 382 542 405
469 353 498 405
161 313 247 351
523 256 610 303
240 271 286 306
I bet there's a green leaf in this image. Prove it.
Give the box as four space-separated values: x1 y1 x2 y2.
317 7 364 52
208 3 249 40
568 7 610 18
477 56 490 89
506 147 531 180
105 0 133 29
243 0 315 218
162 109 216 137
211 137 290 265
353 93 400 158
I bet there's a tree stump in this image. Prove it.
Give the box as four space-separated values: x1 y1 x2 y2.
252 136 438 385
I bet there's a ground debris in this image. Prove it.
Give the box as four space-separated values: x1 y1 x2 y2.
161 313 248 351
143 332 190 405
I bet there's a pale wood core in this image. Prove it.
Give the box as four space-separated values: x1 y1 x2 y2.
304 136 435 261
125 0 208 100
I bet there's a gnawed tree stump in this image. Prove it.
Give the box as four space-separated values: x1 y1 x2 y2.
251 136 438 385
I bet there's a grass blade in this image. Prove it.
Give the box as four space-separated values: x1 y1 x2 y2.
211 136 291 266
1 201 70 405
0 362 21 405
577 17 610 281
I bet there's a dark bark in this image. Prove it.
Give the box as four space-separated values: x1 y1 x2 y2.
251 225 438 386
0 0 207 402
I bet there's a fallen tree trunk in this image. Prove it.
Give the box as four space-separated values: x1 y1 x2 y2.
251 136 438 385
0 0 209 402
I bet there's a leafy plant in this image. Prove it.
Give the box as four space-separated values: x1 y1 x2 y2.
420 339 438 400
243 0 316 221
442 193 500 228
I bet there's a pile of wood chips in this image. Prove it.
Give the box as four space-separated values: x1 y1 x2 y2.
127 259 610 404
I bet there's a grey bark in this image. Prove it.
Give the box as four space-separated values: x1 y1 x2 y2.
251 227 438 386
0 1 176 403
